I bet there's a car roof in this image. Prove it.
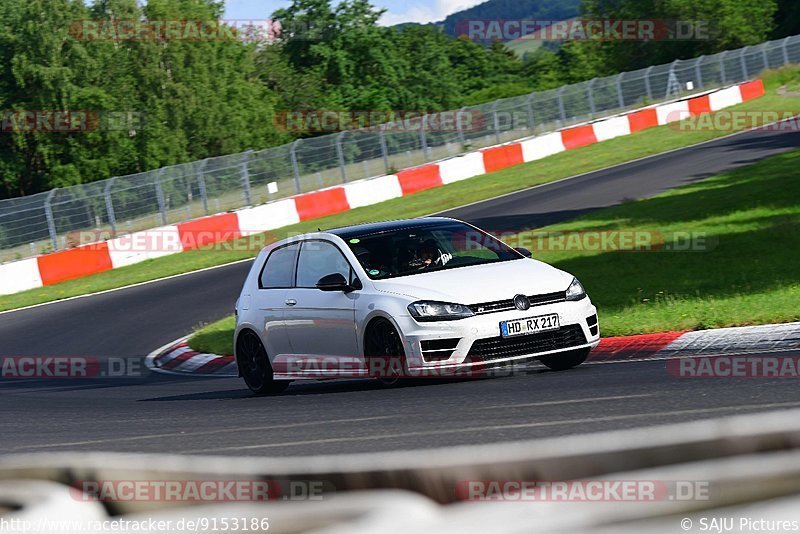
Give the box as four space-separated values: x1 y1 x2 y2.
326 217 460 239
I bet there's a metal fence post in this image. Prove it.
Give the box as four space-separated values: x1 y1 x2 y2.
587 78 597 117
44 188 58 251
557 86 566 124
240 150 253 206
154 168 168 225
104 178 117 234
761 44 769 71
456 107 467 147
740 46 750 79
644 65 654 100
720 51 728 84
616 73 625 109
694 56 704 89
525 96 535 132
335 132 348 183
491 101 501 144
290 139 302 193
196 158 209 215
378 128 390 173
420 114 430 158
782 37 791 66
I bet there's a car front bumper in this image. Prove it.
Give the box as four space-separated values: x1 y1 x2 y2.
396 297 599 371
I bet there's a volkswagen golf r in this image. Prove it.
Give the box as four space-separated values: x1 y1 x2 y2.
234 217 600 393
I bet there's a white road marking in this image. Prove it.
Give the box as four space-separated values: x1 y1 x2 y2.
9 415 396 451
186 400 800 453
477 393 655 410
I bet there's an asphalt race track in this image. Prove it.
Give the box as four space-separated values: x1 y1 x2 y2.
2 124 800 457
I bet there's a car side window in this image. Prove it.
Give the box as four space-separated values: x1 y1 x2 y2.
296 241 352 288
259 243 300 289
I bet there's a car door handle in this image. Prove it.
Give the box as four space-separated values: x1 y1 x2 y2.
285 299 297 306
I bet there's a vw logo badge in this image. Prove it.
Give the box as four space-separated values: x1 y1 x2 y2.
513 294 530 311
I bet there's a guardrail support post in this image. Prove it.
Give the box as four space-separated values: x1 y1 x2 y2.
782 37 791 66
491 101 501 144
335 132 348 182
378 128 390 173
616 73 625 109
196 158 209 215
290 139 302 193
694 56 704 89
739 46 749 79
644 66 654 100
525 96 535 132
240 150 253 206
154 168 168 225
587 78 597 117
557 86 566 125
44 188 58 251
420 114 430 159
720 51 728 84
104 178 117 234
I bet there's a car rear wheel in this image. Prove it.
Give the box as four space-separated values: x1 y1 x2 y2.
538 348 590 371
236 330 291 395
365 318 408 387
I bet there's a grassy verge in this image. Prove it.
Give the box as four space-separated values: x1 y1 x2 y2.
189 147 800 353
3 67 800 313
188 315 236 355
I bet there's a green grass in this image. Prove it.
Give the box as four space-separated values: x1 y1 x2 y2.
189 315 236 355
189 146 800 354
3 67 800 313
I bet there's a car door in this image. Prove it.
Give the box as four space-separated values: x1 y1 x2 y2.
254 242 299 360
284 240 359 371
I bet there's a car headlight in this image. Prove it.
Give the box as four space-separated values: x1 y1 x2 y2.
566 277 587 301
408 301 475 322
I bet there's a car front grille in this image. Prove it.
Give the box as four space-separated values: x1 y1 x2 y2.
467 325 587 362
469 291 566 315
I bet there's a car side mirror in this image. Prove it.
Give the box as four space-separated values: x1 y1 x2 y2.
316 273 356 292
515 247 533 258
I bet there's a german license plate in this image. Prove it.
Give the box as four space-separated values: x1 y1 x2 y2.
500 313 560 338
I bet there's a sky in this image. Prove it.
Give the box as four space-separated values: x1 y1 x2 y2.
223 0 487 26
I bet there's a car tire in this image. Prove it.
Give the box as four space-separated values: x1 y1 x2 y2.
364 318 408 387
538 348 590 371
236 330 291 395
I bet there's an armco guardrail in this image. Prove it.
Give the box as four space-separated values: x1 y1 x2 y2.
4 408 800 532
0 80 767 295
1 34 798 264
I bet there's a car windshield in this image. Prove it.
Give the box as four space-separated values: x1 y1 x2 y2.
342 221 522 280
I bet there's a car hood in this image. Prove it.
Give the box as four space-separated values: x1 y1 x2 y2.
372 259 573 304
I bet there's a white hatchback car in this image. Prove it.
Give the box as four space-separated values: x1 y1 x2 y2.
234 217 599 393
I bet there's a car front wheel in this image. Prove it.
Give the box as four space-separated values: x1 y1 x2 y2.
364 318 408 387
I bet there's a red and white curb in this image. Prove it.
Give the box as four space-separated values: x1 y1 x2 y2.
145 336 236 378
146 321 800 378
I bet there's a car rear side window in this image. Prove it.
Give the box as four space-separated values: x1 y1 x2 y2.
259 243 300 289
